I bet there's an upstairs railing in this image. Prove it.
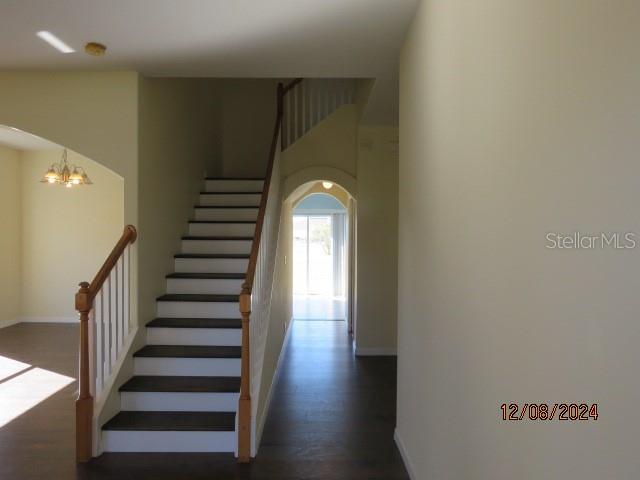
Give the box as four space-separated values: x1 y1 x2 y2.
281 78 356 149
76 225 137 462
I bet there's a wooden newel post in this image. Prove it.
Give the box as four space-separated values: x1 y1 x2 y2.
237 290 252 463
75 281 93 462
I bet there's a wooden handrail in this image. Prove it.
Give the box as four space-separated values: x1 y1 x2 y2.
241 83 284 296
242 78 301 295
76 224 137 462
237 78 300 463
282 77 303 95
87 224 137 300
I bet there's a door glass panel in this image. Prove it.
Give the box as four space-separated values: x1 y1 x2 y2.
307 216 333 295
293 216 308 294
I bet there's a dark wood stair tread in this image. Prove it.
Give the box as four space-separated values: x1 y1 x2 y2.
134 345 241 358
174 253 250 259
181 236 253 241
102 411 235 431
166 273 245 279
120 376 240 393
147 318 241 329
156 294 239 302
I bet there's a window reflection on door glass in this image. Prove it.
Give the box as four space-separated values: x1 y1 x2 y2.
308 216 332 295
292 215 333 295
293 216 308 294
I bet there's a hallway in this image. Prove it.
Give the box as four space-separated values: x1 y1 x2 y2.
293 294 346 321
1 321 407 479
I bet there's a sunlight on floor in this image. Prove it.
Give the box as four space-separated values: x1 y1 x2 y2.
0 355 75 428
0 355 31 382
293 294 346 320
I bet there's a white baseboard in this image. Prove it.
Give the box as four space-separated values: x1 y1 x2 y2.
394 428 417 480
254 317 293 455
0 318 19 329
19 316 78 323
355 346 397 356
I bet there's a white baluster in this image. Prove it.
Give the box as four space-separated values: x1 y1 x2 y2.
95 289 103 395
104 278 112 378
124 245 130 334
110 272 116 377
114 258 120 355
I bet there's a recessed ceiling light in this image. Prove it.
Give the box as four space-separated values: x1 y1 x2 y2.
36 31 75 53
322 181 333 190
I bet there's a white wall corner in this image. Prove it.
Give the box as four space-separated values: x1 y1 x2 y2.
0 318 20 329
253 316 294 455
394 428 417 480
18 316 78 323
355 346 397 356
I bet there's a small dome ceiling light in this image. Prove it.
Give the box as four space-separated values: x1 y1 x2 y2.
322 181 333 190
85 42 107 56
40 149 93 188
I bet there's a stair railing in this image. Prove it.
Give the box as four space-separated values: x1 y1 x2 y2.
75 224 137 462
237 79 301 462
281 78 356 149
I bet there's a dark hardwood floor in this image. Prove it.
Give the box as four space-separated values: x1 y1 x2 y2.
0 321 408 479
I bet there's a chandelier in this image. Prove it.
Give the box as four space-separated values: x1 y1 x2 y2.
40 149 93 188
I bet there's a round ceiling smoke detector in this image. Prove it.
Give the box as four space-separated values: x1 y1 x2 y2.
85 42 107 56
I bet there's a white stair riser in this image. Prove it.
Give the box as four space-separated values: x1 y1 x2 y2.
147 327 241 346
199 194 261 206
194 208 258 221
205 179 264 192
134 357 241 376
181 240 252 255
189 223 255 236
157 301 240 319
121 391 240 412
174 258 248 274
102 430 236 453
167 278 244 295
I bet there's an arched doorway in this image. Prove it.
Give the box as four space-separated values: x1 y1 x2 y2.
289 181 355 332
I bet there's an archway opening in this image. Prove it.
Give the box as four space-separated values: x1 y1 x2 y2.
0 124 123 434
289 181 355 331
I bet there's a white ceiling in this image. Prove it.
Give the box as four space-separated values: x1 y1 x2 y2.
0 0 418 124
0 125 59 150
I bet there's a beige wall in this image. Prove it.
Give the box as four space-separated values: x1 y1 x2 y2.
281 103 399 355
0 71 140 326
0 72 139 225
0 146 21 328
282 104 358 179
215 79 280 178
20 150 124 320
397 1 640 478
137 78 221 324
355 126 399 354
256 197 293 441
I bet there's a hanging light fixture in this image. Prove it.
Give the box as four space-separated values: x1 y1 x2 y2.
40 149 93 188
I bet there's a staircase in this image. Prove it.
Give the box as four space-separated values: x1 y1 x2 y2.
75 79 356 461
100 177 264 453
